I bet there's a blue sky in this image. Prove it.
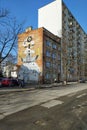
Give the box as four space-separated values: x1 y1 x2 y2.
0 0 87 33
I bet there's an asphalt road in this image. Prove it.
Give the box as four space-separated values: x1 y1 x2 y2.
0 83 87 130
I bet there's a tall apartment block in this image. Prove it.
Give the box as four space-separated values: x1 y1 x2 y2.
38 0 87 82
18 27 61 84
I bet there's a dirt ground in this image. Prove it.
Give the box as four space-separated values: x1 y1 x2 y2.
0 89 87 130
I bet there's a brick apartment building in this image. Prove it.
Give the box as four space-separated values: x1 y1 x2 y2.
38 0 87 81
18 27 61 84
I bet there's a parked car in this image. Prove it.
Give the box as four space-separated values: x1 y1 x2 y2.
1 78 12 87
1 78 25 87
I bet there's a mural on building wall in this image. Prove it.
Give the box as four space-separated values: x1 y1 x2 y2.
22 36 39 63
18 36 40 83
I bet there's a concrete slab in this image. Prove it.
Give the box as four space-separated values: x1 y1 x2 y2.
0 114 4 120
41 100 63 108
76 93 87 98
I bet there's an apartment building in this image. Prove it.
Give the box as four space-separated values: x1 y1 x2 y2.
38 0 87 82
18 27 61 84
84 34 87 80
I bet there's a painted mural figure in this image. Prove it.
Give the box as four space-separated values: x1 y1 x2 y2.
18 36 40 83
22 36 39 63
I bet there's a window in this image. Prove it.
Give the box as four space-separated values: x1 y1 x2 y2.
52 53 56 59
52 63 57 69
69 21 73 26
46 62 51 68
58 55 61 60
45 73 51 79
58 65 61 72
46 50 51 57
53 44 57 49
58 47 61 51
46 40 52 47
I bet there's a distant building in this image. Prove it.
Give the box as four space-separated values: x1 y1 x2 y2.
38 0 87 82
1 55 17 78
18 27 61 84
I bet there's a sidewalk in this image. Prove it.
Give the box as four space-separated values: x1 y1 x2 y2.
0 81 85 93
34 81 78 88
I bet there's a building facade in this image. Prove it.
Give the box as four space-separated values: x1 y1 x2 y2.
38 0 87 82
84 35 87 80
18 27 61 84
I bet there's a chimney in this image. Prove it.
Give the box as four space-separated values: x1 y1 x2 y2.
25 26 33 32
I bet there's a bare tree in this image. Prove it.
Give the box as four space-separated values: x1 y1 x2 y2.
0 8 9 18
0 10 24 64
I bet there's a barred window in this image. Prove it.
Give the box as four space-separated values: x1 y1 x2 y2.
52 63 57 69
46 62 51 68
58 55 61 60
46 40 52 47
52 53 56 59
45 73 51 79
46 50 51 57
53 44 57 49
